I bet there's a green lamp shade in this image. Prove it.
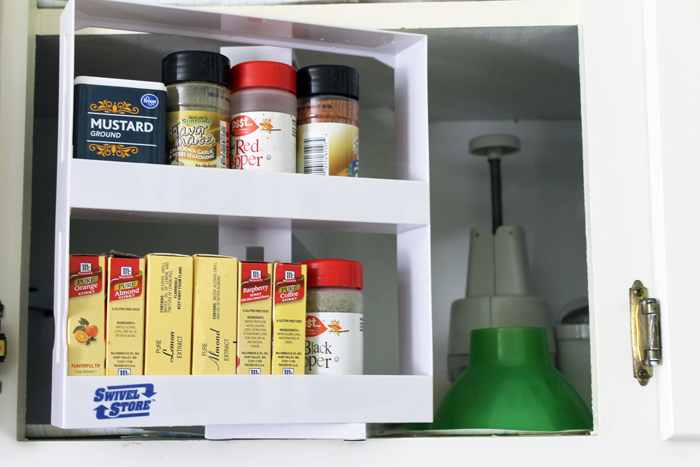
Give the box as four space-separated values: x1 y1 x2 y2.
432 327 592 432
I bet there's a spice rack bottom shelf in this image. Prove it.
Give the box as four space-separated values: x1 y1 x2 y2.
52 374 432 429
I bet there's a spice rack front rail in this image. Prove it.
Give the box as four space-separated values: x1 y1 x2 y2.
53 0 432 430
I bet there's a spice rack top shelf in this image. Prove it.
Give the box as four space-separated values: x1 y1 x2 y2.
69 159 430 234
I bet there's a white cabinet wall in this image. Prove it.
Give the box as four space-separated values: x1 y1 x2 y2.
1 0 700 464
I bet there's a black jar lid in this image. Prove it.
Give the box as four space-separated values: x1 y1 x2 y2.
297 65 359 100
162 51 231 89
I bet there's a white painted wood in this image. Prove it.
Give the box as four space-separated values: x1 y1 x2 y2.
0 0 36 444
397 226 433 377
50 0 76 428
36 0 578 35
56 375 432 428
69 159 430 233
205 423 367 440
219 225 292 263
643 0 700 441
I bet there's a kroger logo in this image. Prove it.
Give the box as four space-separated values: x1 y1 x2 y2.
140 93 158 109
93 383 156 420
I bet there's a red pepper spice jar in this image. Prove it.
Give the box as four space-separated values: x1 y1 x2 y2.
229 61 297 172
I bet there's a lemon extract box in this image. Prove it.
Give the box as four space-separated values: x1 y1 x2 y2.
67 255 106 376
144 254 193 375
106 253 145 376
272 263 307 375
192 255 238 375
237 262 273 375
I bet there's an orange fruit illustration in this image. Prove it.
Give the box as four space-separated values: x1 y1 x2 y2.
84 324 99 338
74 330 89 343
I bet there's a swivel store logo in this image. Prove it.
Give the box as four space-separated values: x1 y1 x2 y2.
93 383 157 420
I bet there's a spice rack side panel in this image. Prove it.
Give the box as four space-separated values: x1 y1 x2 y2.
52 0 432 429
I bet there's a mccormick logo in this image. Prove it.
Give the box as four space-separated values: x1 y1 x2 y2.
120 266 132 277
70 258 102 298
93 384 156 420
251 269 262 281
274 265 304 304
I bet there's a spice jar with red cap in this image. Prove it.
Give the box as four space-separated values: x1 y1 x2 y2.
229 61 297 172
301 259 363 375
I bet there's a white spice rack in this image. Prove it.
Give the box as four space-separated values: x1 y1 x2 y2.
53 0 432 433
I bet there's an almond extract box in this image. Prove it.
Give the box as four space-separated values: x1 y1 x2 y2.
67 255 106 376
73 76 166 164
144 254 193 375
106 254 145 376
237 262 273 375
192 255 238 375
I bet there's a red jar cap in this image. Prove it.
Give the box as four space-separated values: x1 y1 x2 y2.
301 259 363 290
231 61 296 94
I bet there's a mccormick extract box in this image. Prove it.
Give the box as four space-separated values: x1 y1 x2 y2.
73 76 166 164
271 263 307 375
144 254 193 375
191 255 238 375
106 253 145 376
237 262 273 375
67 255 106 376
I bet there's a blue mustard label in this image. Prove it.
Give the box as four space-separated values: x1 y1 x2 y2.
73 82 166 164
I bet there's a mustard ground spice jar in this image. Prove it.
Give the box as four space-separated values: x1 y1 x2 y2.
163 51 231 168
296 65 360 177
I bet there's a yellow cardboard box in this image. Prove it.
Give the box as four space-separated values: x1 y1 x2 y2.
192 255 238 375
67 255 106 376
144 254 193 375
106 254 146 376
272 263 307 375
237 262 273 375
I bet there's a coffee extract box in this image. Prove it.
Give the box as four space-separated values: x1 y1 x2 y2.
271 263 307 375
144 254 193 375
73 76 166 164
106 254 145 376
67 255 106 376
237 262 273 375
192 255 238 375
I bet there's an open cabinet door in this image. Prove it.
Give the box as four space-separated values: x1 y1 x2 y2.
643 0 700 441
0 0 35 444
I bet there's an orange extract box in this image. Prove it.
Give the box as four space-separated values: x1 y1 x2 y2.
106 254 146 376
192 255 238 375
144 254 193 375
272 263 307 375
237 262 273 375
67 255 106 376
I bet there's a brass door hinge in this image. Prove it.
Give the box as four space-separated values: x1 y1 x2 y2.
630 280 661 386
